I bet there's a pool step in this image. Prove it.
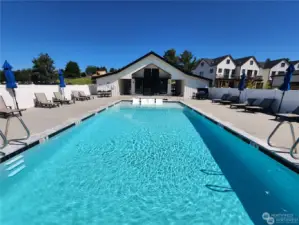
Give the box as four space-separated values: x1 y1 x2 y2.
5 154 24 166
4 155 26 177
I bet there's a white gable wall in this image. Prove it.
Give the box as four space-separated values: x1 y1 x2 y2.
192 60 216 81
269 60 289 80
239 58 260 77
216 56 236 78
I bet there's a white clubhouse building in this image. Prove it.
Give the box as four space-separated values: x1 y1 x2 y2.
92 51 211 98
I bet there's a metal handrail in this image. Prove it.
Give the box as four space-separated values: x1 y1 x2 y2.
290 138 299 159
267 121 298 159
0 130 8 149
5 115 30 143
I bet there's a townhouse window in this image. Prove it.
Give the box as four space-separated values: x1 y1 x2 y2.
210 68 214 73
231 69 236 75
199 71 204 76
250 60 253 65
242 69 246 74
281 63 285 67
201 62 204 67
218 68 222 73
224 69 230 76
271 71 276 76
254 70 258 76
226 59 230 64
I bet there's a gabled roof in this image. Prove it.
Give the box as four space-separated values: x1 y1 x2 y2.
91 51 211 81
234 56 258 67
197 55 235 67
291 60 299 65
260 58 289 69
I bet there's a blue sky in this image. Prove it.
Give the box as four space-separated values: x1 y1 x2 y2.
1 1 299 70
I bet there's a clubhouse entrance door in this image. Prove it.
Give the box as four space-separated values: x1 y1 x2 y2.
135 68 168 95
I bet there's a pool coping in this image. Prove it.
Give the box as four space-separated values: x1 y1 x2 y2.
179 101 299 174
1 100 298 174
0 100 122 164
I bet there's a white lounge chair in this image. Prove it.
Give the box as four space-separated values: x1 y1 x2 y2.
148 99 155 104
156 99 163 105
132 98 140 105
141 99 148 105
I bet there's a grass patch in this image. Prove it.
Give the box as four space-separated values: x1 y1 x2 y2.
65 77 92 85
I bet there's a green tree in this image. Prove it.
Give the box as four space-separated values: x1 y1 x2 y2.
32 53 56 84
178 50 198 72
163 49 179 65
109 68 117 73
85 66 97 75
64 61 81 78
264 81 272 89
14 69 32 84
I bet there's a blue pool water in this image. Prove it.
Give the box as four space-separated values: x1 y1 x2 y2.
0 102 298 225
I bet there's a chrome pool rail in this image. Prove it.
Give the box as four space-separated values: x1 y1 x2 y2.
267 121 298 159
0 114 30 150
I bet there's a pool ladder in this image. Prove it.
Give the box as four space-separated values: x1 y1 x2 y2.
4 154 26 177
267 121 299 159
0 114 30 149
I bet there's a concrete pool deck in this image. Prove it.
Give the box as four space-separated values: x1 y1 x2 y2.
0 97 298 169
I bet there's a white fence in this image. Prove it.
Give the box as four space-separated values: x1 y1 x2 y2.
0 84 97 109
209 88 299 113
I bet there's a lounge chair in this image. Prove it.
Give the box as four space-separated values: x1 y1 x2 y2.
156 99 163 105
35 93 59 108
148 99 155 104
53 92 73 105
79 91 91 100
104 90 112 97
230 98 257 109
141 99 148 105
71 91 87 101
132 98 140 105
0 96 30 148
244 98 275 113
275 106 299 121
219 96 239 105
211 94 230 103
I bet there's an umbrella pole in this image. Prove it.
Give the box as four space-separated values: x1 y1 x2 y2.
12 88 22 116
239 91 241 103
277 91 285 113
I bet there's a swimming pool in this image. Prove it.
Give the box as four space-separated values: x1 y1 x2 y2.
0 102 298 225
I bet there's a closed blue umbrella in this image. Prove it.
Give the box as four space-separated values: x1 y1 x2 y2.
238 72 246 103
58 69 66 88
3 60 17 89
2 60 21 115
277 64 295 113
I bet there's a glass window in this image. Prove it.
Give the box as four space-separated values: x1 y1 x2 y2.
232 69 235 75
199 71 204 76
242 69 245 74
201 62 204 67
271 71 276 76
281 63 285 67
250 60 253 65
254 70 258 75
210 68 214 73
226 59 230 64
297 64 299 68
218 68 222 73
